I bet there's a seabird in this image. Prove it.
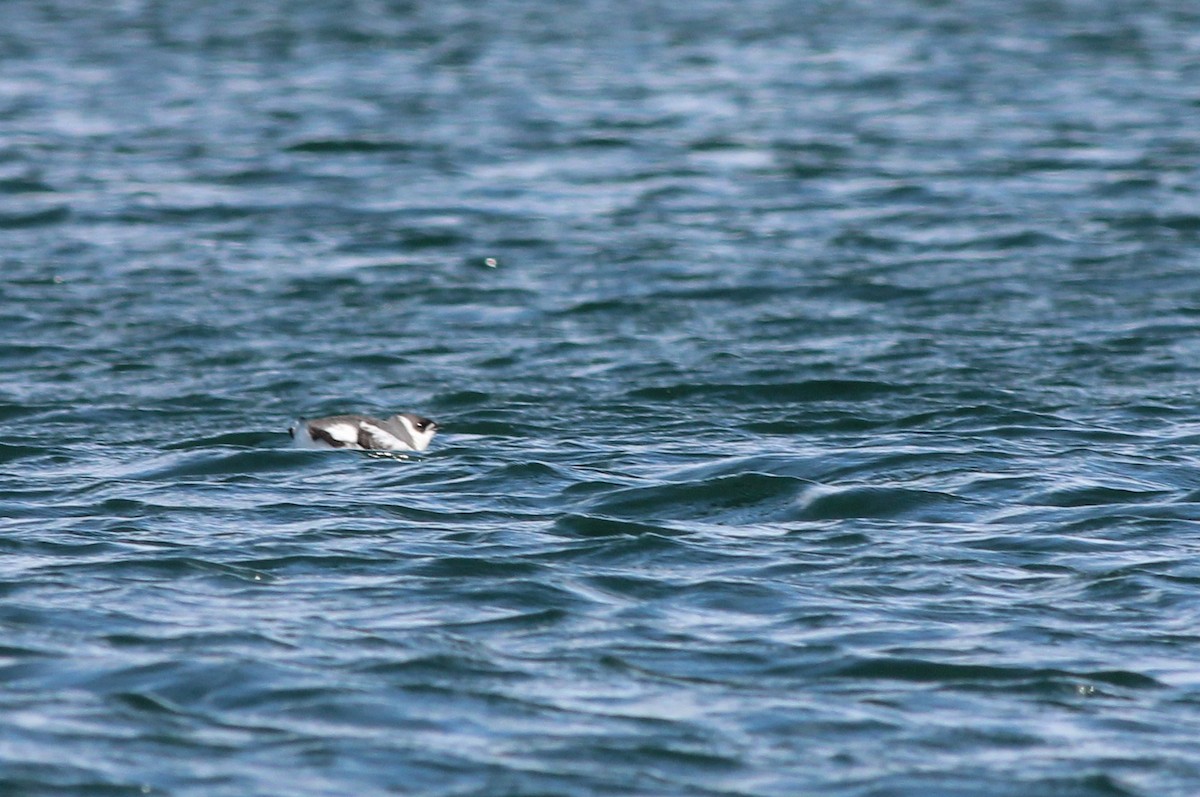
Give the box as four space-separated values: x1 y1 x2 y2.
290 413 438 452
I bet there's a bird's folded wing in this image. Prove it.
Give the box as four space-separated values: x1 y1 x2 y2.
357 421 406 450
309 421 362 448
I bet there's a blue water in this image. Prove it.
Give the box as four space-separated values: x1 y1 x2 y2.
4 1 1200 794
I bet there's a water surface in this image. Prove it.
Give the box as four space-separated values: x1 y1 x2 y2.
3 1 1200 794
